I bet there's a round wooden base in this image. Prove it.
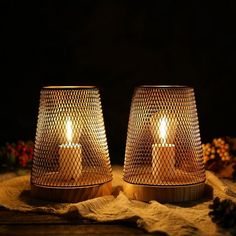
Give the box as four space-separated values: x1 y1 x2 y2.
123 181 205 203
31 181 112 203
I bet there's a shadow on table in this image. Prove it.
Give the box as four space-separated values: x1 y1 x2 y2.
19 190 65 208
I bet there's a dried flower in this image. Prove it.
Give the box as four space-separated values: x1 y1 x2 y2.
0 140 34 171
202 137 236 176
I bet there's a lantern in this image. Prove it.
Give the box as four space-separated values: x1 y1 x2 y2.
123 86 205 202
31 86 112 202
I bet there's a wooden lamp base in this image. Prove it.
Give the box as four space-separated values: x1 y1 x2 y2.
31 181 112 203
123 181 205 203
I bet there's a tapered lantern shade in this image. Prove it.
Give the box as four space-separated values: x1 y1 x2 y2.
31 86 112 202
123 86 206 202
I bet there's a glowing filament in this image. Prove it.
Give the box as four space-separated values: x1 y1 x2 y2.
66 117 73 144
159 117 168 144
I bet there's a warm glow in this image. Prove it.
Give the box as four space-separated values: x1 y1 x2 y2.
66 117 73 144
159 117 168 143
150 113 175 144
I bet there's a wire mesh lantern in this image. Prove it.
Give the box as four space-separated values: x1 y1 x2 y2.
31 86 112 202
123 85 206 202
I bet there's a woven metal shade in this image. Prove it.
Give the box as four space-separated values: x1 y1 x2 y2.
123 86 206 202
31 86 112 202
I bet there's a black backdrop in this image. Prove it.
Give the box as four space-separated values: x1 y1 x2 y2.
1 1 236 163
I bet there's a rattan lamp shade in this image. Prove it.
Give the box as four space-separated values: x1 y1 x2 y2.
31 86 112 202
123 86 206 202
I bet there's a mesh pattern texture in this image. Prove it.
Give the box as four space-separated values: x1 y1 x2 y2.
123 86 206 186
31 86 112 187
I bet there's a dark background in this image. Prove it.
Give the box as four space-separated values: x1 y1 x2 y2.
1 1 236 164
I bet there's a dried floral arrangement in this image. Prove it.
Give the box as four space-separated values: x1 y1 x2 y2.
0 140 34 172
204 137 236 230
203 137 236 179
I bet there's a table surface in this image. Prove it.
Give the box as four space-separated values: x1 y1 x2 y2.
0 207 153 236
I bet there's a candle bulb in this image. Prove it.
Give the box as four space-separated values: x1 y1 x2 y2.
150 113 176 181
59 117 82 181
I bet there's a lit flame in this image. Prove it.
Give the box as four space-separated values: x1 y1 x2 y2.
66 117 73 144
159 117 168 144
